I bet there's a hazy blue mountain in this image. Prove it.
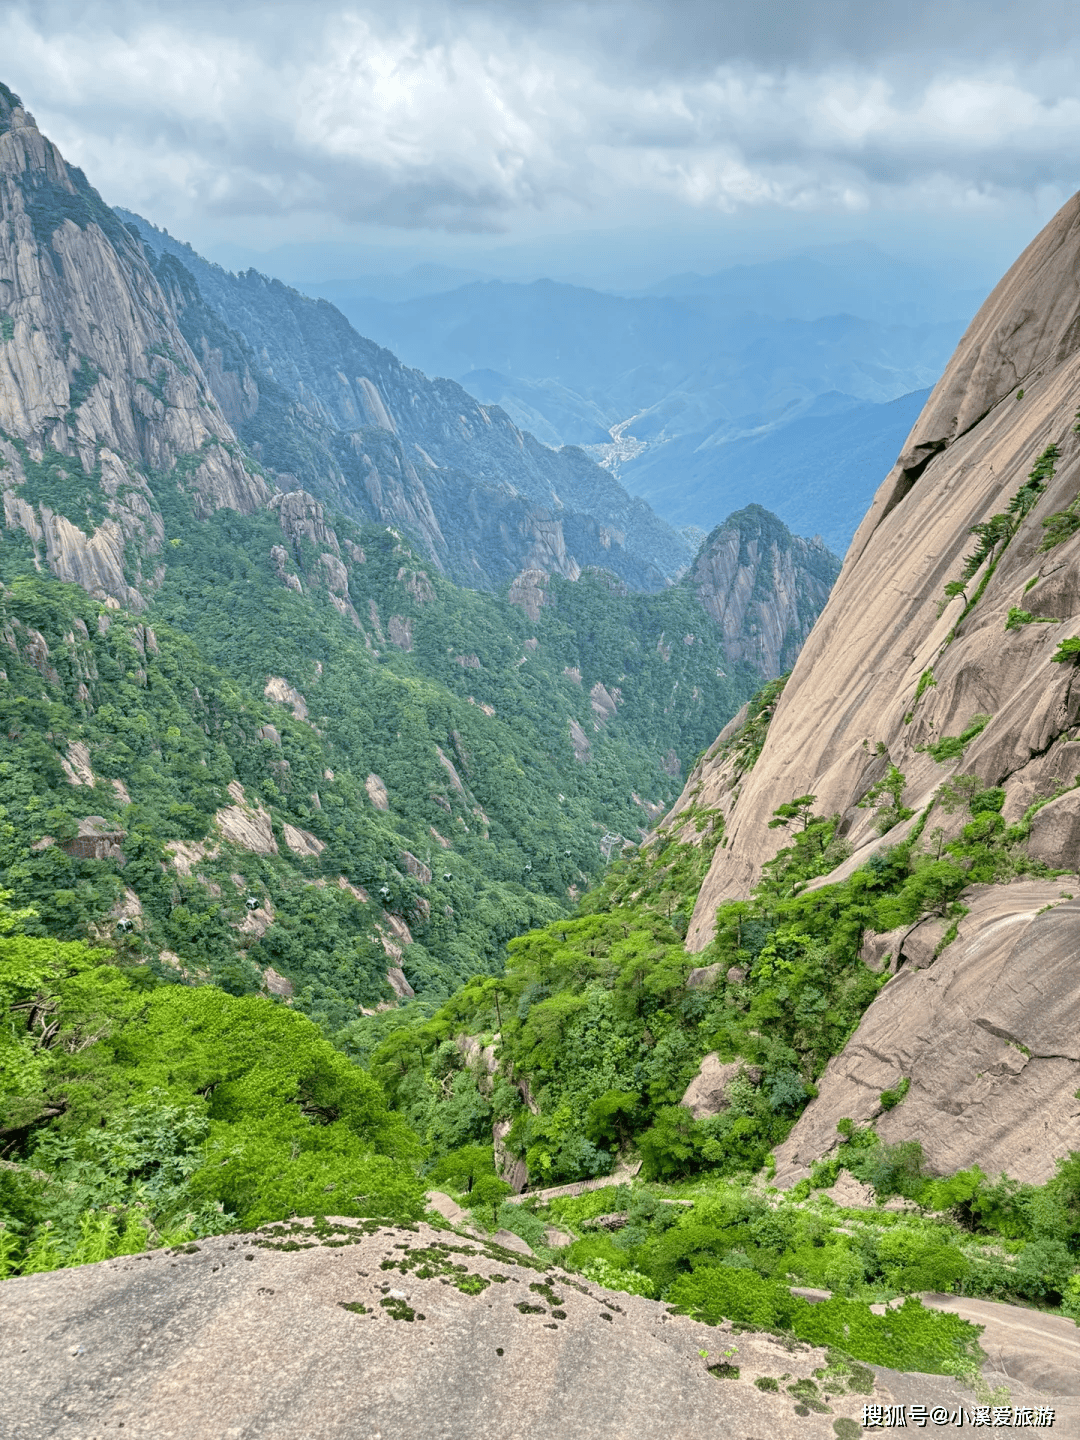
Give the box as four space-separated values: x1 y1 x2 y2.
299 264 489 304
308 249 973 555
321 277 959 432
643 241 984 325
621 388 931 557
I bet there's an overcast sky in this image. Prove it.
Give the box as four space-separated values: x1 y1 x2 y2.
2 0 1078 285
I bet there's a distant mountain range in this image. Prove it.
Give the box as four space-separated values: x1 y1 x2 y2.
307 251 980 554
116 213 691 592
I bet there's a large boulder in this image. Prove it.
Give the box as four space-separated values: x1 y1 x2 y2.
680 1053 759 1121
773 882 1080 1187
1027 789 1080 869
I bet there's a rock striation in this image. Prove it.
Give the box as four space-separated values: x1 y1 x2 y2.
690 504 839 678
664 188 1080 1184
0 86 268 609
120 210 694 593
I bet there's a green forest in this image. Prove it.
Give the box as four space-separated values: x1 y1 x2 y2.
4 447 1080 1385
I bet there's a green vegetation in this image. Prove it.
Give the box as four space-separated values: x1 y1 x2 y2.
858 764 914 834
942 443 1058 635
1039 422 1080 549
721 672 789 780
1005 607 1059 630
363 721 1060 1217
0 448 762 1037
925 714 991 763
0 892 423 1277
904 668 936 723
5 674 1080 1372
879 1077 910 1111
10 439 108 533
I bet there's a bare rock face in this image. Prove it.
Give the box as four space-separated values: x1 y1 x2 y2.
680 1053 759 1121
649 189 1080 1189
690 505 839 680
1027 789 1080 868
61 815 125 863
507 567 548 622
0 89 268 608
682 188 1080 948
263 966 294 998
773 883 1080 1187
685 963 723 991
269 489 339 552
214 782 278 856
263 675 308 721
493 1117 529 1193
0 1217 973 1440
364 773 389 811
281 823 324 858
386 965 415 1000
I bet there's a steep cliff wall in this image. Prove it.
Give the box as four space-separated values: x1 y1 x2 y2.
690 505 838 678
122 212 693 593
668 190 1080 1184
0 87 268 609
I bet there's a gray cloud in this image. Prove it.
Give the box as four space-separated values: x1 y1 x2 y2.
1 0 1077 253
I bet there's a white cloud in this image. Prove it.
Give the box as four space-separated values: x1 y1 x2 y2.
2 1 1078 242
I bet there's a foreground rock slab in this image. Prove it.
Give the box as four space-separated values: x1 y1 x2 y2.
921 1293 1080 1399
0 1218 995 1440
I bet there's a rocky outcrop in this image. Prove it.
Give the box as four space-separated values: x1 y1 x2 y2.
774 883 1080 1187
269 489 339 552
61 815 125 863
662 189 1080 1186
493 1117 529 1193
507 567 548 621
0 88 268 609
123 213 693 594
690 505 839 679
680 1053 760 1121
281 823 324 858
364 773 389 811
214 782 277 856
682 189 1080 947
0 1217 928 1440
263 676 308 721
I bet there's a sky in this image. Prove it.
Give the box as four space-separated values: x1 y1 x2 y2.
2 0 1078 288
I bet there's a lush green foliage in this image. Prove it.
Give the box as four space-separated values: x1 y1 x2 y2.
719 673 789 779
924 714 991 763
942 443 1058 634
0 463 758 1033
0 893 423 1277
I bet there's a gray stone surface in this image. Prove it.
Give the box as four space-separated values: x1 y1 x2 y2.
897 917 948 971
858 924 911 974
1027 789 1080 869
920 1292 1080 1399
0 1219 936 1440
773 882 1080 1186
685 962 723 990
680 1052 759 1120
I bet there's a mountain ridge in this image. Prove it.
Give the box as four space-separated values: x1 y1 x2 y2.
116 210 692 593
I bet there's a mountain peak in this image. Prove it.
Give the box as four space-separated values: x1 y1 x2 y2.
0 80 27 136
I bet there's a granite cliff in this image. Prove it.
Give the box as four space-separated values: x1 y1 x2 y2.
0 85 268 612
666 189 1080 1187
120 211 692 592
690 504 838 679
